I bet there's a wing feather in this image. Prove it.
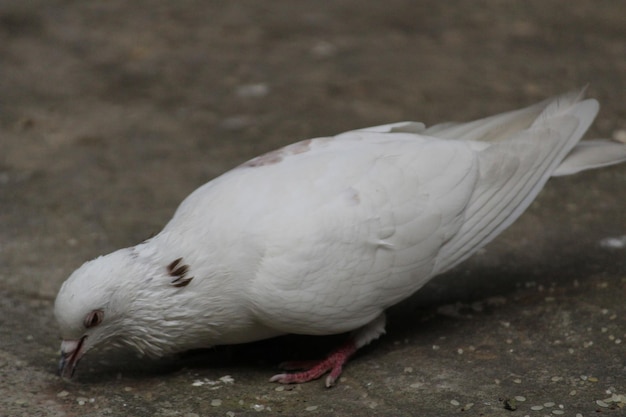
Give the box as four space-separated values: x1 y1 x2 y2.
433 93 599 274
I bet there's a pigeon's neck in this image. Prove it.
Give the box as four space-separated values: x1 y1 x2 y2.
114 237 281 357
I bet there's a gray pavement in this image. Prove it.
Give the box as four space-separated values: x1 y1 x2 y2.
1 1 625 416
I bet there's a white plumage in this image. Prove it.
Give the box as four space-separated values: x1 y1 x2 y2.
54 89 626 386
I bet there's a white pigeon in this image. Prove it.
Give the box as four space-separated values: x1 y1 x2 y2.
54 89 626 387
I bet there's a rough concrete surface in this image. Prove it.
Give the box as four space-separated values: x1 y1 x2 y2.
1 1 625 416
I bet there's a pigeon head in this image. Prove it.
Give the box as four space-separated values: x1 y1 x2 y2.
54 248 158 378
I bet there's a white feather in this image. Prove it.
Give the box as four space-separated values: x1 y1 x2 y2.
54 89 625 370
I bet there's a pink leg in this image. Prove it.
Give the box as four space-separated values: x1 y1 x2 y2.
269 339 357 388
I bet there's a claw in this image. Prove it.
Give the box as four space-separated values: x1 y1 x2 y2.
269 340 357 387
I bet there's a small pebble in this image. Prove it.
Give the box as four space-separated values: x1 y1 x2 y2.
552 410 564 415
450 399 460 406
220 115 252 131
596 400 610 408
544 402 555 407
57 390 70 398
531 405 544 411
608 393 626 403
275 386 285 392
235 83 269 98
220 375 235 384
588 377 598 383
503 398 517 411
226 412 235 417
514 396 526 402
305 405 318 411
613 129 626 144
513 378 522 384
211 399 222 407
367 401 378 409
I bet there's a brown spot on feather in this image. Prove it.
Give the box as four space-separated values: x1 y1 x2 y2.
343 186 361 206
172 276 193 287
242 150 283 167
166 257 193 287
289 139 313 154
240 138 316 168
171 264 189 277
167 258 182 272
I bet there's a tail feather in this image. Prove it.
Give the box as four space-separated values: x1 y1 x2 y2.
423 97 552 142
553 139 626 176
433 90 600 274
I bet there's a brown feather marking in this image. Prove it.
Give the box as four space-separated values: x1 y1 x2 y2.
171 265 189 277
167 257 182 273
172 276 194 288
166 257 193 287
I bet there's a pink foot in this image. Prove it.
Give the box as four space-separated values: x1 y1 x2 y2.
269 340 357 387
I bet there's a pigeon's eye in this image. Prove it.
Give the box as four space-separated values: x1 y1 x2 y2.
84 310 104 329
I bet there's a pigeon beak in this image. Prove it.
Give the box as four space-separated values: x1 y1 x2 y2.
58 337 86 378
